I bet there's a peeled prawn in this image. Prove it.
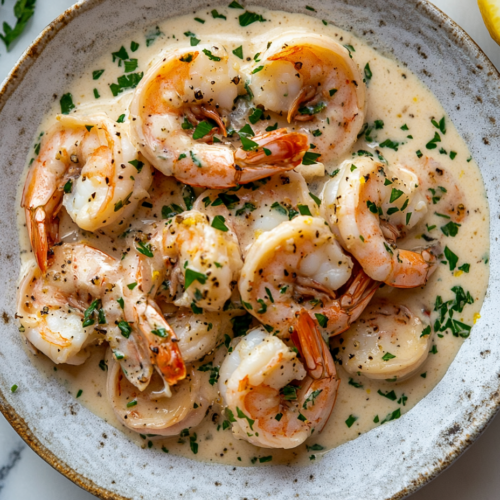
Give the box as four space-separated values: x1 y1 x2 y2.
335 299 432 381
21 114 152 272
249 33 366 163
332 157 438 287
219 312 339 449
16 243 118 365
107 351 214 436
130 46 309 188
238 216 378 336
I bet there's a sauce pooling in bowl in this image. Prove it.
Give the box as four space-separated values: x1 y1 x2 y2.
15 5 489 466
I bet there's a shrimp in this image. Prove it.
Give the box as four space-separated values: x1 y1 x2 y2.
239 216 379 337
16 243 120 365
130 45 309 188
249 33 366 163
141 210 244 312
405 156 467 222
331 157 438 287
107 351 215 436
21 114 152 272
219 312 339 449
334 299 432 381
193 170 319 257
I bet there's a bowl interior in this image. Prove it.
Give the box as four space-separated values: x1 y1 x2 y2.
0 1 499 499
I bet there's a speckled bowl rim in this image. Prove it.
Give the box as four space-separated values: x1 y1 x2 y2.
0 1 498 499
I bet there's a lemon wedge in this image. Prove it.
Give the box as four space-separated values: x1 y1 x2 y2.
478 0 500 45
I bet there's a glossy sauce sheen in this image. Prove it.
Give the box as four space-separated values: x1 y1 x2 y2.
16 6 489 466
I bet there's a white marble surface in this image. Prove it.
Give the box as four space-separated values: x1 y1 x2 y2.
0 0 498 498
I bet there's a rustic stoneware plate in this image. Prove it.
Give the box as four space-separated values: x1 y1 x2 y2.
0 0 498 498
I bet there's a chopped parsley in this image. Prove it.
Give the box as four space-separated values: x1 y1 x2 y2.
202 48 221 61
239 11 266 27
382 352 396 361
345 414 358 428
232 45 244 59
364 62 372 81
211 215 229 232
302 152 321 165
60 93 75 115
184 268 207 289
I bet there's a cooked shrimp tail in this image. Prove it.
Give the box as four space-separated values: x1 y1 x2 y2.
220 318 340 449
136 299 186 389
234 128 309 184
389 247 438 288
292 311 339 432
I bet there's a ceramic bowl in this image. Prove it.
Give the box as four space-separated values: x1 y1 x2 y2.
0 1 498 498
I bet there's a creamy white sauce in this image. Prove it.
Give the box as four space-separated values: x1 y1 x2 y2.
15 5 489 467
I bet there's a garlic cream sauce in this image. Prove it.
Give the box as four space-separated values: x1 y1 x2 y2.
16 4 489 467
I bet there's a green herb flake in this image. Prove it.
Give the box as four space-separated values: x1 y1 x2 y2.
444 246 459 271
118 320 132 338
431 116 446 135
390 188 404 203
109 72 144 96
348 378 363 389
93 69 105 80
202 48 221 61
426 131 441 150
298 102 326 115
192 120 214 140
211 9 227 20
76 389 83 398
124 59 138 73
345 414 358 428
211 215 229 232
315 313 328 328
343 44 355 58
377 389 397 401
441 221 461 237
239 11 266 27
60 93 75 115
236 406 255 429
364 63 372 81
232 45 244 59
126 399 138 408
381 408 401 424
379 139 399 151
309 192 321 206
302 152 321 165
458 263 470 273
382 352 396 361
136 241 154 258
185 268 208 289
130 41 139 52
303 389 323 410
146 27 164 46
298 204 312 216
228 0 244 8
10 384 18 393
420 325 431 337
249 107 263 124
